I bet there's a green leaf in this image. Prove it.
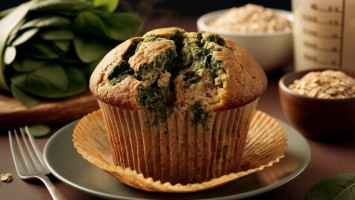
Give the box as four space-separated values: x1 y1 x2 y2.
60 66 87 96
72 11 108 37
11 83 40 108
21 16 71 30
27 125 51 137
1 0 142 108
12 58 47 72
78 0 118 12
0 1 34 91
11 63 86 99
30 0 92 13
72 11 142 41
10 28 39 46
25 41 60 59
11 63 69 97
74 35 112 63
53 40 71 53
6 19 26 46
4 46 16 65
92 0 119 12
0 7 14 19
40 29 74 40
307 173 355 200
100 12 142 40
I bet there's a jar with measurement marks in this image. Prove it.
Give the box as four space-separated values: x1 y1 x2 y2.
292 0 355 70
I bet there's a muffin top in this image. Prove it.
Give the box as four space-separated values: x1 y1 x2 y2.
90 27 267 112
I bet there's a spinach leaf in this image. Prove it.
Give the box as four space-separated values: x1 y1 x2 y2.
60 66 87 97
29 0 91 13
307 173 355 200
11 83 40 108
11 63 69 97
100 13 143 41
20 16 71 30
11 28 39 46
0 1 34 91
12 58 46 72
73 34 113 63
24 41 60 59
4 46 16 65
53 40 71 53
72 11 142 41
40 29 74 40
28 125 51 137
72 11 110 38
0 7 14 19
90 0 119 12
1 0 142 107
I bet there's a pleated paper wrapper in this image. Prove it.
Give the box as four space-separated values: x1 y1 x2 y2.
73 105 287 193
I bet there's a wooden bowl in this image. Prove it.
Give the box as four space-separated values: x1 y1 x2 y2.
278 68 355 141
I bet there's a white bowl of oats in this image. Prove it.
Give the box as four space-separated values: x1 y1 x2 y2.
279 68 355 141
197 4 293 71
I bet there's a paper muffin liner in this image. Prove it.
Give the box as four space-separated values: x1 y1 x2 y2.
96 99 258 185
73 109 287 193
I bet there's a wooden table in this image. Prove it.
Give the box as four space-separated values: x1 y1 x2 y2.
1 16 355 200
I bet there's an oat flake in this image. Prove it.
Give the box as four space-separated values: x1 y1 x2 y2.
0 173 13 182
289 70 355 99
209 4 292 33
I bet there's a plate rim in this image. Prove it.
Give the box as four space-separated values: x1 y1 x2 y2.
44 116 311 200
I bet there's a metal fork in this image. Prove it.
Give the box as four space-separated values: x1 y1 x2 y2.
9 127 67 200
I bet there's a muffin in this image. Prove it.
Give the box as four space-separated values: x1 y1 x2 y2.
89 27 267 185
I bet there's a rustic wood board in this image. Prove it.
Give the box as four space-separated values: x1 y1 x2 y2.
0 90 99 130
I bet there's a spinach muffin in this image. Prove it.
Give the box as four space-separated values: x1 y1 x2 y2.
89 27 267 185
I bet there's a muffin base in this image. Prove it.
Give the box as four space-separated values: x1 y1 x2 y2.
97 99 258 185
73 110 287 193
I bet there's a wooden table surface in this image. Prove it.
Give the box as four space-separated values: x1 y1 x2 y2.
1 16 354 200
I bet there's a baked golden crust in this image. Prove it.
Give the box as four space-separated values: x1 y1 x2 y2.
89 38 141 109
89 27 267 111
214 38 267 110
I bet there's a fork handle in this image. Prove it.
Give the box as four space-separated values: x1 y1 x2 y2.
38 175 68 200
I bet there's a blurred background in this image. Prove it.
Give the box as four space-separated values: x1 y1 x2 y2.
1 0 291 16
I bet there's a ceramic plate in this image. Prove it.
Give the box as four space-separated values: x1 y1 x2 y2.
44 117 311 200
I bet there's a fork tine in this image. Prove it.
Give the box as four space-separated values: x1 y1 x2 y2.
24 126 48 170
20 127 45 172
8 130 26 175
14 129 36 174
9 128 68 199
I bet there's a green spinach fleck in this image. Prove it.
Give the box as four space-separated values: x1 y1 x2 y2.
205 55 224 78
201 34 228 48
183 71 201 88
123 40 141 61
138 85 169 124
132 31 228 125
108 60 133 85
190 102 211 127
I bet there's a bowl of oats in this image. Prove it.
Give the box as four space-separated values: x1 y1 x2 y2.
197 4 293 71
279 68 355 140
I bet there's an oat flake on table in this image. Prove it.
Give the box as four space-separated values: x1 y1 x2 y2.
0 173 13 182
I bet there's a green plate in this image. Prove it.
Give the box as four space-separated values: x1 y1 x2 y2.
44 118 311 200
